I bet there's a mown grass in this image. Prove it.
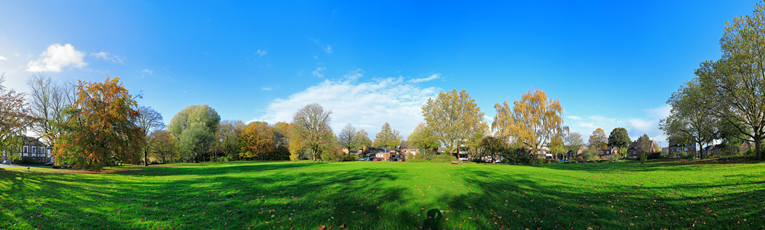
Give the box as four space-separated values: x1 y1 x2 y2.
1 159 763 229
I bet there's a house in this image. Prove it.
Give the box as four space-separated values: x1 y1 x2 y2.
398 141 420 158
703 144 723 156
668 141 696 154
600 147 619 157
705 140 752 156
626 138 655 159
1 136 51 163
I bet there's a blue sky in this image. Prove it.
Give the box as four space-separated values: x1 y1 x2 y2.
0 1 759 147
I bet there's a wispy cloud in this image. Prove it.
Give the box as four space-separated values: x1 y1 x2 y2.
261 86 272 91
142 69 153 75
0 55 6 61
256 49 267 57
26 44 87 72
312 67 326 78
255 70 440 138
324 45 333 54
409 73 440 83
91 51 125 63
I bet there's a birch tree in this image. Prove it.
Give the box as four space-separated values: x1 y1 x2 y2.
492 89 563 163
422 89 485 157
660 79 717 159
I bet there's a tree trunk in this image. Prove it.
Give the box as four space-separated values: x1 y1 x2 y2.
144 148 148 166
755 136 762 161
698 142 703 160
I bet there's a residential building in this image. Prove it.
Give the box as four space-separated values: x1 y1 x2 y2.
668 141 696 154
627 138 655 159
1 136 51 163
398 141 420 157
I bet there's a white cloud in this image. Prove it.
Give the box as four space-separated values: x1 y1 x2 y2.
312 67 326 78
261 86 272 91
256 49 267 57
90 52 125 63
324 45 333 54
0 55 6 61
255 70 440 139
142 69 153 75
26 44 87 72
565 104 670 147
409 73 441 83
14 53 20 57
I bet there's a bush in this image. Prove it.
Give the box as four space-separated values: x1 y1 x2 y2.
342 155 356 162
647 152 662 160
582 150 596 162
431 154 457 163
679 151 695 159
640 152 647 163
414 152 425 160
14 157 43 165
406 153 414 160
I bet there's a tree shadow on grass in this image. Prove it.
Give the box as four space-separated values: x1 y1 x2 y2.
438 167 765 229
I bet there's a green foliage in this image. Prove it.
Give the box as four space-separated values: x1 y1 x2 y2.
607 127 631 149
3 160 765 229
178 122 215 163
406 152 414 160
582 150 596 162
373 122 402 151
430 154 457 163
640 152 647 163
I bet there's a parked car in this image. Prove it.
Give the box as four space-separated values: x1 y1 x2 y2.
373 158 380 161
45 162 54 166
358 157 363 161
388 157 397 162
2 160 9 165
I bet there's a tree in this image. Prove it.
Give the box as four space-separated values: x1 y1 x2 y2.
564 132 584 157
373 122 402 152
354 129 372 150
587 128 607 152
0 74 37 161
239 121 275 160
338 123 358 154
27 74 77 148
423 89 485 158
493 89 563 164
696 3 765 161
148 130 177 163
289 103 334 161
407 123 439 156
178 122 214 163
637 134 653 154
660 79 717 159
53 76 143 171
136 106 164 166
479 136 505 163
168 104 220 162
217 120 245 161
607 127 631 149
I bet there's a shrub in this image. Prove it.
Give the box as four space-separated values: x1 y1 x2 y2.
406 153 414 160
640 152 647 163
342 155 356 162
582 150 596 162
647 152 662 160
14 157 43 165
415 152 425 160
679 151 694 159
431 154 457 163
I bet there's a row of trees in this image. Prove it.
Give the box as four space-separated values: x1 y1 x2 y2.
661 3 765 161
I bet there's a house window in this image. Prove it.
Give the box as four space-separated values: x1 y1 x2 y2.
23 147 27 153
684 148 688 151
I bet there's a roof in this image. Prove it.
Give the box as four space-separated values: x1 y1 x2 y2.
399 141 418 149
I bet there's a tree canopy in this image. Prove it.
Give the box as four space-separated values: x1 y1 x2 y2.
168 104 220 162
0 75 37 161
373 122 402 151
289 103 334 161
660 79 718 159
588 128 607 151
54 76 143 171
493 89 563 161
607 127 631 149
423 89 485 156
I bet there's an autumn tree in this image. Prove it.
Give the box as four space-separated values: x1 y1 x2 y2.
27 74 77 148
695 3 765 161
493 89 563 164
168 104 220 162
338 123 358 154
239 121 275 160
136 106 164 166
54 76 143 171
289 103 334 161
587 128 607 152
423 89 485 158
407 122 440 157
607 127 631 149
148 130 177 163
0 74 37 161
374 122 402 152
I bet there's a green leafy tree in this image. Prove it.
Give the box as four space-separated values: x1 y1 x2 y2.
607 127 631 149
696 3 765 161
168 104 221 162
423 89 485 158
0 74 37 161
373 122 402 152
660 79 717 159
407 123 439 156
354 129 372 151
479 136 505 163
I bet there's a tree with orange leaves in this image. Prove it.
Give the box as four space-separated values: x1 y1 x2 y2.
53 76 143 171
239 121 275 161
0 74 37 161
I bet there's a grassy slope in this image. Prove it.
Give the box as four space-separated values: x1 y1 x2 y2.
0 160 763 229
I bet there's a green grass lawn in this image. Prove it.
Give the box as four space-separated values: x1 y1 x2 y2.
1 160 764 229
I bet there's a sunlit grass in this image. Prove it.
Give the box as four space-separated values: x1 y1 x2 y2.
1 160 763 229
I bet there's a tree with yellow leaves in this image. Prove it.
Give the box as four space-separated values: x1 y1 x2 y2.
492 89 563 164
239 121 275 161
588 128 607 152
0 74 37 161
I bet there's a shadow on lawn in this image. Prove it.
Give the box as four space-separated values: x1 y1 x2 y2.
439 168 765 229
